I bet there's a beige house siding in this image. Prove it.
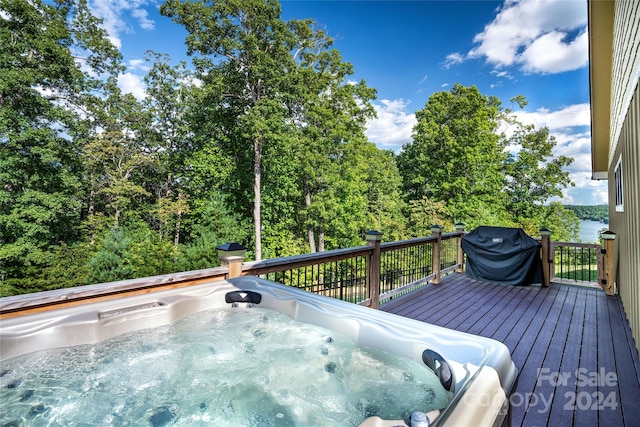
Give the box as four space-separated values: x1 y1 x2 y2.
610 0 640 161
609 80 640 351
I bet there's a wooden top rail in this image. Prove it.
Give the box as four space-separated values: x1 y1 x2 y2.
242 245 374 276
551 241 602 249
380 232 460 252
0 266 229 318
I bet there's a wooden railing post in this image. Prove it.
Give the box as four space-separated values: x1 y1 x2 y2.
365 230 383 309
455 222 466 273
216 242 247 279
601 231 617 295
540 228 552 287
431 225 442 284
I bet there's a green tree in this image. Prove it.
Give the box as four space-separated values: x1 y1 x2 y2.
565 205 608 222
504 123 574 227
125 221 178 277
304 138 371 251
177 192 251 270
0 242 92 296
161 0 297 260
161 0 377 259
84 227 133 284
360 145 408 241
143 52 196 246
407 197 451 237
0 0 121 281
540 202 580 242
397 86 576 237
295 73 376 251
82 85 154 228
396 84 506 224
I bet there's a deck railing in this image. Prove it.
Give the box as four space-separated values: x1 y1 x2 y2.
241 228 464 308
538 229 617 295
377 231 460 304
242 246 371 304
0 226 617 318
0 228 465 317
551 242 601 284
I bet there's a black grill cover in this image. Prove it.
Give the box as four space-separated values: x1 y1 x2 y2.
461 226 543 286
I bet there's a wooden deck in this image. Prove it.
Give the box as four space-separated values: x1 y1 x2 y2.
380 273 640 427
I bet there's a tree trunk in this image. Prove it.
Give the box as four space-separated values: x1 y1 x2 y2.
114 206 120 227
168 176 182 248
88 188 96 244
254 136 262 261
305 191 316 253
318 228 325 252
174 211 181 247
308 228 317 253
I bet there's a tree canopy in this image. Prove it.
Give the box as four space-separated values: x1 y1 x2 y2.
1 0 121 281
397 84 506 224
397 84 578 238
1 0 578 296
160 0 377 259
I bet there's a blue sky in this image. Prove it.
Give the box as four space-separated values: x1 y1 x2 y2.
88 0 607 206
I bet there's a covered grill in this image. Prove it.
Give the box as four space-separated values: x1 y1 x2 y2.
461 226 543 286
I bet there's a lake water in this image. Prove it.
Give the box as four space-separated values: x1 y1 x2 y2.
579 220 609 243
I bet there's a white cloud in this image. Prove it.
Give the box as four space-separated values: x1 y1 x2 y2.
513 103 590 131
128 59 150 72
465 0 588 74
560 171 609 205
365 99 417 152
442 52 464 69
491 70 513 79
88 0 156 49
519 30 588 73
118 72 147 100
132 8 155 30
510 104 591 169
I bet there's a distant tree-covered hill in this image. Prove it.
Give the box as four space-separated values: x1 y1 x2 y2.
564 205 608 222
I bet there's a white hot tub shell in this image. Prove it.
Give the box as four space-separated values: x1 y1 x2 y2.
0 276 517 426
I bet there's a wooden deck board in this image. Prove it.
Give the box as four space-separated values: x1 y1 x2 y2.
380 273 640 427
477 287 537 339
509 285 562 426
574 286 599 426
596 293 624 427
520 285 574 427
491 287 544 350
450 281 515 333
607 296 640 426
547 287 586 426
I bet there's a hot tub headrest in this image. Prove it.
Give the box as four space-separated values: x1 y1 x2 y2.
422 349 454 392
225 290 262 305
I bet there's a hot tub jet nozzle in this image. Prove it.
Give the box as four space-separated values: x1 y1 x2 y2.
410 411 430 427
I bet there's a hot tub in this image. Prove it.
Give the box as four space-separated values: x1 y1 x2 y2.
0 276 516 426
